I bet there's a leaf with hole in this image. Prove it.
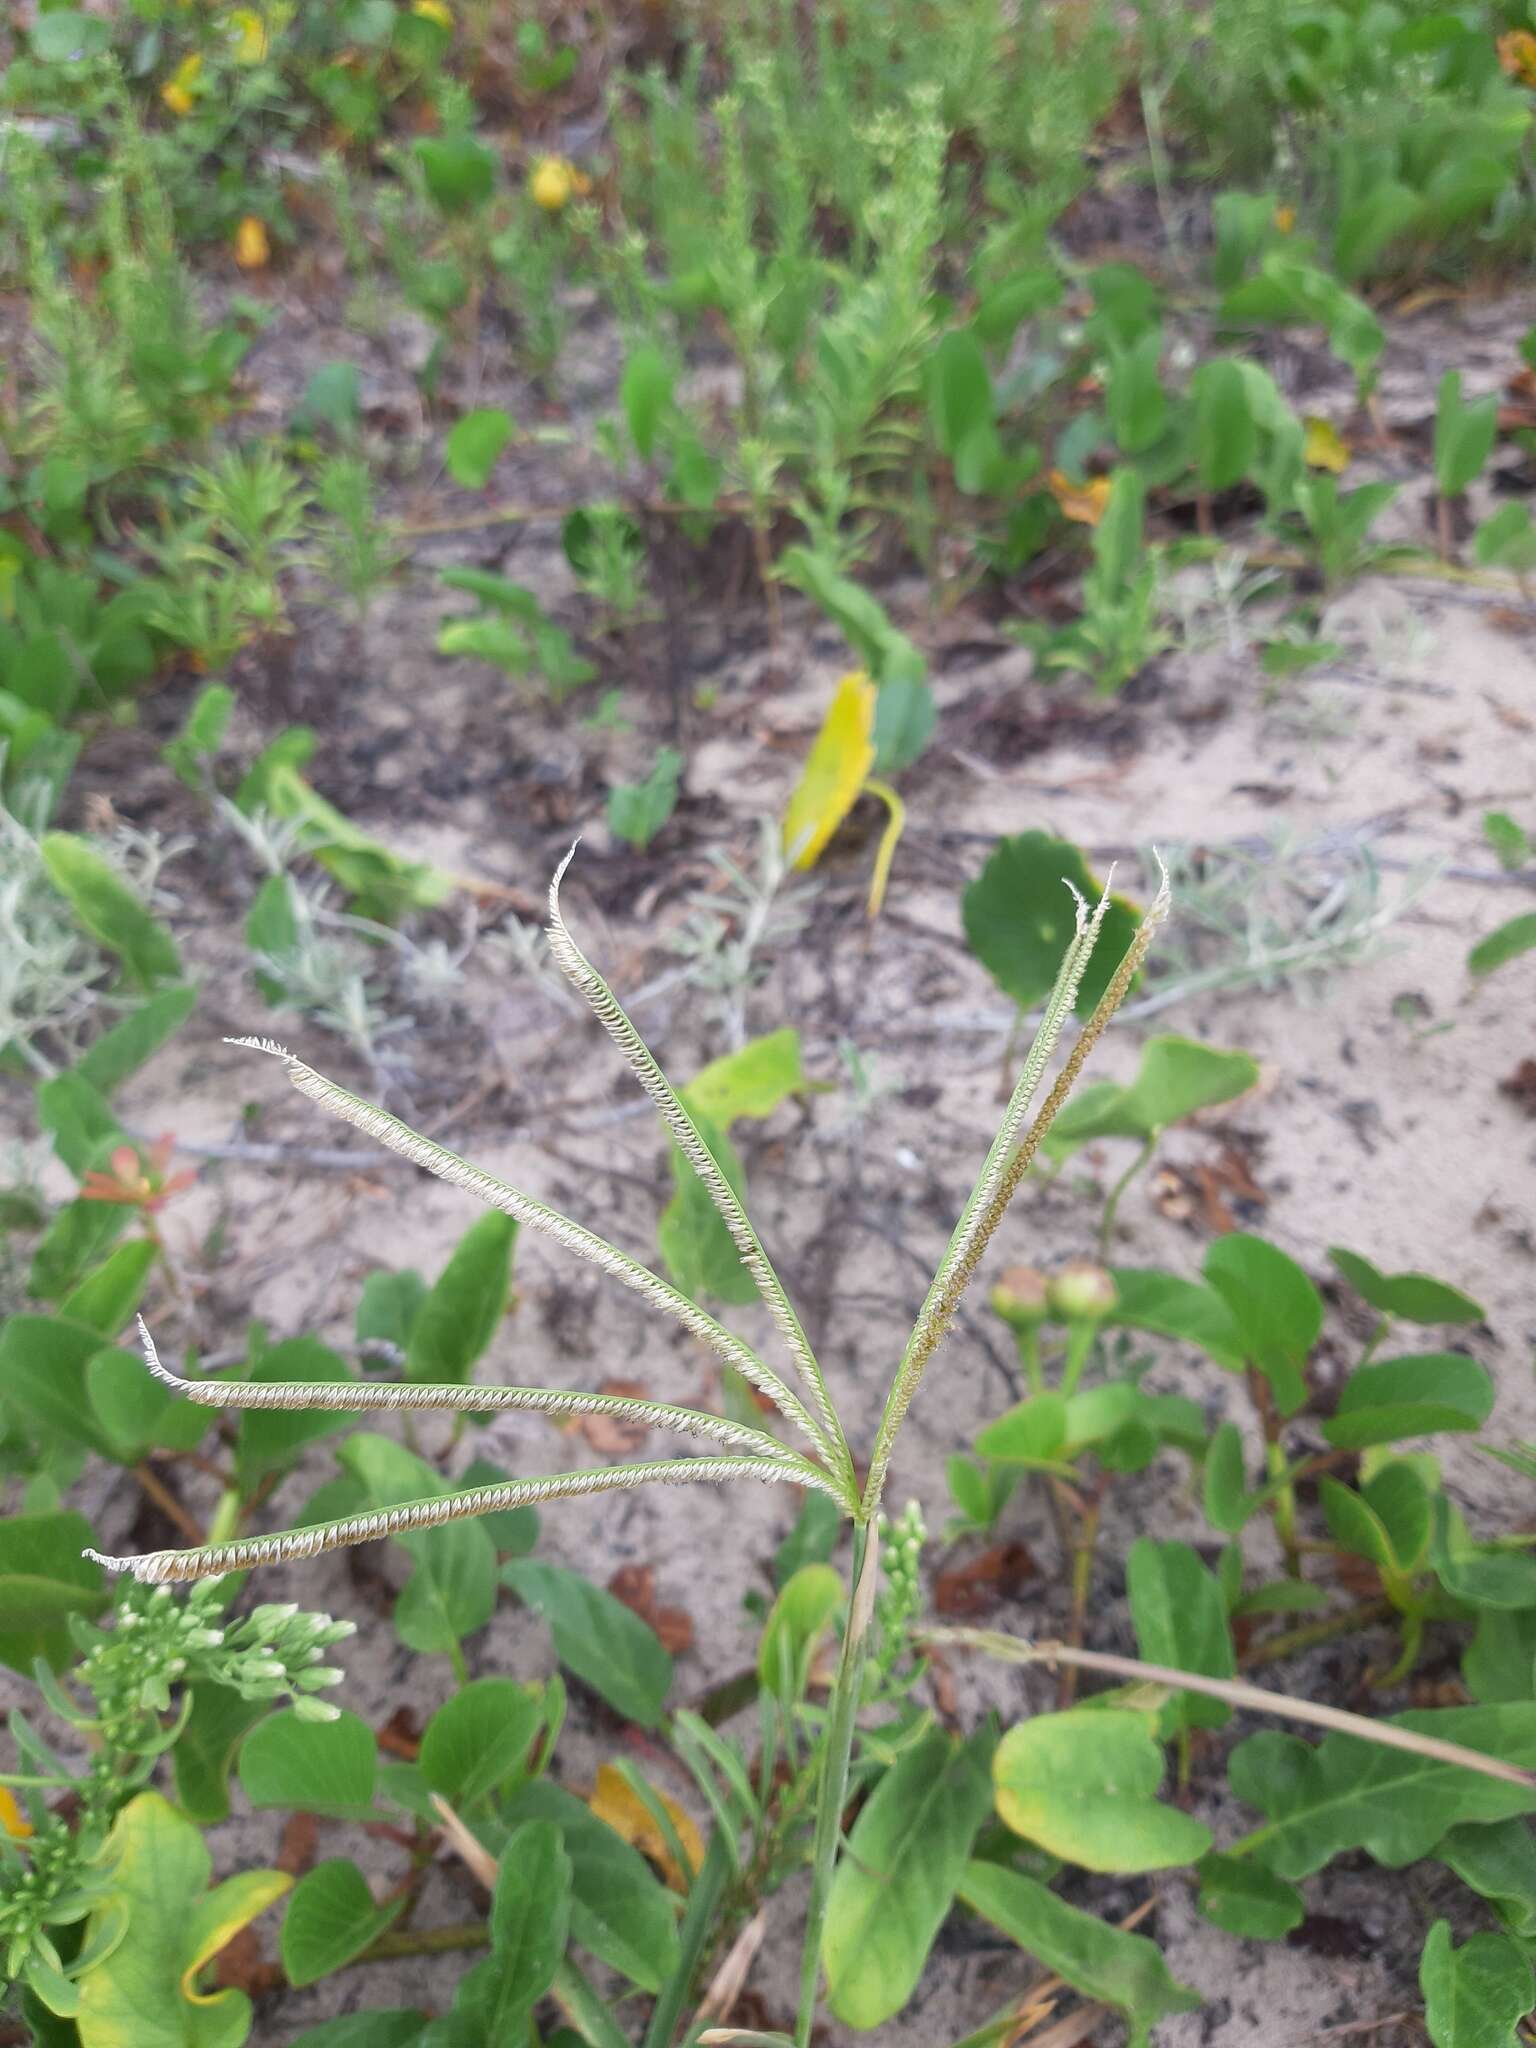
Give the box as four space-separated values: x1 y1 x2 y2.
1228 1705 1536 1879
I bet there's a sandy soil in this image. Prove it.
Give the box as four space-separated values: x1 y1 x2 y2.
4 272 1536 2045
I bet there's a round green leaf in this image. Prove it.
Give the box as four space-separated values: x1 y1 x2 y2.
994 1709 1212 1872
239 1707 378 1820
282 1860 405 1987
1323 1353 1495 1450
963 833 1141 1018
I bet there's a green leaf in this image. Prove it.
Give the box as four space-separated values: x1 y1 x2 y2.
1470 914 1536 977
414 131 496 214
1439 1819 1536 1941
871 671 937 775
1189 357 1256 492
502 1560 672 1726
282 1861 405 1987
405 1211 516 1386
356 1269 427 1356
1228 1705 1536 1880
76 1792 289 2048
292 363 362 437
1321 1463 1431 1578
173 1684 266 1826
963 832 1140 1019
1329 1249 1484 1327
757 1564 842 1697
239 1707 378 1821
1126 1539 1235 1731
1420 1920 1534 2048
1203 1422 1256 1534
432 1822 571 2037
773 1491 841 1588
608 748 682 851
38 1070 129 1178
1194 1852 1303 1939
62 1239 157 1339
337 1435 497 1655
235 1338 359 1488
1431 1497 1536 1611
75 987 197 1096
1322 1353 1494 1450
974 1392 1068 1466
504 1781 679 1991
40 834 180 990
289 2018 427 2048
0 1312 118 1457
419 1678 544 1810
1045 1035 1259 1154
444 409 515 489
994 1709 1211 1872
1434 371 1500 499
686 1030 806 1126
0 1510 107 1674
958 1861 1200 2046
775 546 926 689
1482 810 1532 873
620 347 674 461
926 331 1001 494
1108 1268 1245 1370
88 1342 205 1462
457 1458 539 1554
1465 1610 1536 1704
1203 1234 1321 1415
823 1728 994 2028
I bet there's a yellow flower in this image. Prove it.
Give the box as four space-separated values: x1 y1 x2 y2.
1047 469 1112 526
227 8 268 62
1498 29 1536 86
0 1787 32 1841
161 52 202 116
234 215 270 269
412 0 453 25
529 155 578 211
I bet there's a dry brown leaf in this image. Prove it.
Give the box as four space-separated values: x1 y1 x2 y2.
577 1378 653 1456
1499 1058 1536 1117
589 1761 703 1891
934 1542 1037 1619
608 1563 695 1654
275 1811 319 1877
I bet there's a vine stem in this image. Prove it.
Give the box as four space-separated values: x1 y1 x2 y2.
795 1521 879 2048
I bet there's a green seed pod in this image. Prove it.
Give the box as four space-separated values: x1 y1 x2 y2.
1047 1260 1118 1324
990 1265 1052 1330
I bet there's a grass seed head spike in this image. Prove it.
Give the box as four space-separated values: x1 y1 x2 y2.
222 1030 836 1466
544 850 853 1486
130 1317 816 1467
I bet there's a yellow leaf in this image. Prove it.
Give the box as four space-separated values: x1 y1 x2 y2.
77 1792 289 2048
233 215 270 269
1047 469 1112 526
0 1786 32 1839
1302 415 1351 473
589 1762 703 1892
782 671 876 870
864 778 905 919
412 0 453 23
160 52 201 115
180 1870 293 2005
226 8 268 61
1273 203 1296 234
1498 29 1536 86
529 155 576 212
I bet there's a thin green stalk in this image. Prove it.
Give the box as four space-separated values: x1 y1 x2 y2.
642 1832 733 2048
1098 1133 1156 1251
1239 1598 1393 1671
1058 1322 1097 1399
1020 1326 1044 1397
795 1523 878 2048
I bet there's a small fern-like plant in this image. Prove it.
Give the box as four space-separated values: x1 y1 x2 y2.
86 848 1167 2043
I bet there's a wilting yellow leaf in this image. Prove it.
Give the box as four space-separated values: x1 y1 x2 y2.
1273 203 1296 234
1302 415 1350 473
864 778 905 919
782 671 877 870
590 1762 703 1892
226 8 268 61
1498 29 1536 86
1047 469 1112 526
412 0 453 24
0 1786 32 1840
233 215 270 269
161 52 201 115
